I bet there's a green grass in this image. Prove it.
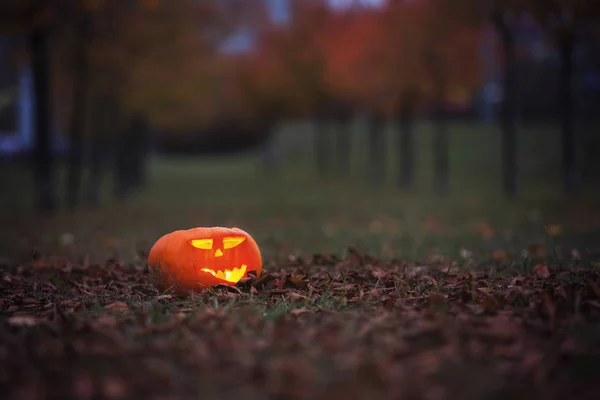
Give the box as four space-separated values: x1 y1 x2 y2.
2 120 600 399
1 119 599 265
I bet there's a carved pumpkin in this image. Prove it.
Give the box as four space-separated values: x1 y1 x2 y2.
148 227 262 294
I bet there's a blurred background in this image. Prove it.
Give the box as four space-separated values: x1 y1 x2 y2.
0 0 599 264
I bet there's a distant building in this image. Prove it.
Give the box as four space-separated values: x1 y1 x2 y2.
0 36 35 157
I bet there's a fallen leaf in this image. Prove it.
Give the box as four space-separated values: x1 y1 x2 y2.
290 307 310 315
33 260 50 270
91 315 118 328
288 292 307 302
7 316 38 326
534 264 550 279
428 292 446 307
587 280 600 298
104 302 128 312
275 269 287 289
546 224 563 237
482 314 522 339
492 249 509 261
252 272 274 288
103 377 130 399
287 276 307 289
527 244 546 257
72 374 95 400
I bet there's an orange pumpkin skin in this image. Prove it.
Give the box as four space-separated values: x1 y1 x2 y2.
148 227 262 295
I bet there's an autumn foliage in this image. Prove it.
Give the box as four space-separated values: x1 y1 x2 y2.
236 0 484 119
1 0 487 130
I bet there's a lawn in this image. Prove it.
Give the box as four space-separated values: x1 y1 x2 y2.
1 120 600 399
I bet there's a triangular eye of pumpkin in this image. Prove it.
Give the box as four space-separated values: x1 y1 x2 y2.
190 238 213 249
223 236 246 249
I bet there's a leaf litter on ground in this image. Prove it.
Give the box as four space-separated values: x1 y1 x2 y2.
1 248 600 400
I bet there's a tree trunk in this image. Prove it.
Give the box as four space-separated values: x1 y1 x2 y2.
129 113 150 190
428 59 449 194
367 113 385 184
87 137 105 207
313 116 329 177
493 12 518 197
336 118 351 175
30 24 56 214
432 103 449 194
260 123 277 176
114 116 132 200
559 35 578 194
66 16 90 210
87 91 117 207
395 89 417 189
397 114 414 189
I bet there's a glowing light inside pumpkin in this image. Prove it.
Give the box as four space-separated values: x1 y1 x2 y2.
223 236 246 249
190 238 213 249
190 236 245 250
200 264 247 283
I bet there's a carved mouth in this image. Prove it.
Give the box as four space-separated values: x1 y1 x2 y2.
199 264 247 283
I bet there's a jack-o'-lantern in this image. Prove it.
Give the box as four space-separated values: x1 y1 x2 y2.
148 227 262 294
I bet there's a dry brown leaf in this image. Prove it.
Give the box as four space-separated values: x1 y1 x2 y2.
102 377 130 399
104 302 128 312
527 244 547 257
252 271 274 288
72 374 95 400
91 315 118 328
33 260 50 270
587 280 600 298
275 269 287 289
290 307 310 315
427 292 446 307
482 314 522 339
287 276 307 289
492 249 509 261
288 292 308 302
546 224 563 236
534 264 550 279
7 315 38 326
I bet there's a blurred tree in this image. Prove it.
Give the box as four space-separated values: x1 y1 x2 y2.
382 1 430 190
1 0 225 209
434 0 524 197
290 0 337 178
320 6 392 183
82 0 229 203
420 1 482 194
233 49 287 176
491 3 520 197
0 1 57 213
331 98 355 176
250 0 337 177
394 87 419 189
529 0 600 194
64 6 90 210
322 1 482 190
442 0 600 195
87 90 121 207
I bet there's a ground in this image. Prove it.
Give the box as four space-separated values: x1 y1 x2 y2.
1 121 600 399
